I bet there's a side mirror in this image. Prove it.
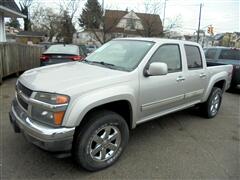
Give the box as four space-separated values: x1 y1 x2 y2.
145 62 168 76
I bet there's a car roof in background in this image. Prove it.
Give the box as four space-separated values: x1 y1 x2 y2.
204 46 240 50
45 44 79 54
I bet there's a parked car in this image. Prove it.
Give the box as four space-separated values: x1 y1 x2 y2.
204 47 240 89
40 44 86 66
86 44 98 52
10 38 232 172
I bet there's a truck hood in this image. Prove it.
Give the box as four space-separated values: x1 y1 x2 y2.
19 62 130 95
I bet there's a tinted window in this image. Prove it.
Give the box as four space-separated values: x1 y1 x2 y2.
185 45 202 69
219 49 240 60
150 44 182 72
205 49 217 59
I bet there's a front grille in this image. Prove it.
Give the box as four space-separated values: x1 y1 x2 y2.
17 94 28 111
13 99 28 120
16 81 32 112
17 82 33 97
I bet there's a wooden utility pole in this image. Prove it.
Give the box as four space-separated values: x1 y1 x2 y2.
102 0 105 15
196 3 202 43
163 0 167 29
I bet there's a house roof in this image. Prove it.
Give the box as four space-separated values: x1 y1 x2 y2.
17 31 45 37
214 33 224 41
103 10 163 36
0 0 26 18
233 32 240 36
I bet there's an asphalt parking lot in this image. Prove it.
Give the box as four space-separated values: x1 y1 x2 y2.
0 77 239 180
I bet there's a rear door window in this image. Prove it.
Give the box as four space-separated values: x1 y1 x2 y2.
184 45 203 69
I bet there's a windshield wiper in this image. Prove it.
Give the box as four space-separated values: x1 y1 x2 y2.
82 59 128 71
91 61 116 67
84 60 118 69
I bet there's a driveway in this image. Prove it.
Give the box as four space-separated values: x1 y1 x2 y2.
0 78 239 180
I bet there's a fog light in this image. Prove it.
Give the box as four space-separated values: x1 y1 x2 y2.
41 111 48 116
32 107 54 125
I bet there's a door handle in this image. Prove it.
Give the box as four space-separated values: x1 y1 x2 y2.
176 76 185 82
199 73 207 78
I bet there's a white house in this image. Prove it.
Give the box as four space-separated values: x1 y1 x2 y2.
0 0 26 42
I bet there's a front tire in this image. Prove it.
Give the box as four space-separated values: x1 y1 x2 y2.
200 87 223 118
73 110 129 171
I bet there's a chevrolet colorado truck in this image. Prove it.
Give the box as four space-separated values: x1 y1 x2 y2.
9 38 233 171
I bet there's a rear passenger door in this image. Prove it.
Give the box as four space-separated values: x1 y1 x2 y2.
183 45 208 103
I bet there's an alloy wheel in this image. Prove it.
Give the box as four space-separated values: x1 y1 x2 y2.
89 125 121 162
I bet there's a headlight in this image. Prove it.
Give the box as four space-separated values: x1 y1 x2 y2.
34 92 69 105
31 92 70 126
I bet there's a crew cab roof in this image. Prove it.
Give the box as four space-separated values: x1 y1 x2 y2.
115 37 201 46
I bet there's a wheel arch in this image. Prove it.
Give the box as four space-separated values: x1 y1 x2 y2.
77 100 134 131
202 73 227 102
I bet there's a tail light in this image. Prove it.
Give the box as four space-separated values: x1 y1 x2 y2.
70 55 83 61
40 55 49 61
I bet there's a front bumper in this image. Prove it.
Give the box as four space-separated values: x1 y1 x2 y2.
9 99 75 152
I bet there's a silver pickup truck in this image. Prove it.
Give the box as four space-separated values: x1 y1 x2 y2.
9 38 233 171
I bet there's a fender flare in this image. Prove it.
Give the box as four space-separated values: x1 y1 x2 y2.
202 71 227 102
63 86 137 128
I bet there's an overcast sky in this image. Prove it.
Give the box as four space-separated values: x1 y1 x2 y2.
16 0 239 34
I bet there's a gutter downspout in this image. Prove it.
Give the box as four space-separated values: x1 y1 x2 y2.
0 12 6 42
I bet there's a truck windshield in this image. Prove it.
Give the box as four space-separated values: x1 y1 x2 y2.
84 40 154 71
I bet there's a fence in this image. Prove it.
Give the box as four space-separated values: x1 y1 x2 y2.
0 42 42 84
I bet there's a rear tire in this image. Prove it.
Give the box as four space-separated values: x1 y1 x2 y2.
73 110 129 171
200 87 223 118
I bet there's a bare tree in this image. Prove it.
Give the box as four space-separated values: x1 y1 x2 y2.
143 0 163 14
163 15 182 38
31 7 62 41
58 10 76 43
19 0 34 31
136 0 164 37
164 15 182 31
101 14 123 43
58 0 81 19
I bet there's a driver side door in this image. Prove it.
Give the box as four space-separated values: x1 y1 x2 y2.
139 44 186 122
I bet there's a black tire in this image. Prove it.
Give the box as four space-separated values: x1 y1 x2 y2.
73 110 129 171
200 87 223 118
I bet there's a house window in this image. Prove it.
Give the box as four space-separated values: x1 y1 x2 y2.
126 18 136 30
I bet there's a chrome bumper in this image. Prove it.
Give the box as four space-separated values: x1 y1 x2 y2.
9 99 75 152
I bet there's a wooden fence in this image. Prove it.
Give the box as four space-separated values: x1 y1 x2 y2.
0 43 42 84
